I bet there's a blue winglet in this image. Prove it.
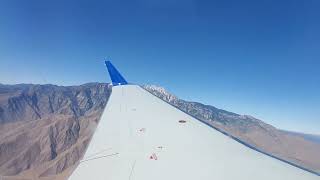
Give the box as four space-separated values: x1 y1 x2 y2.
105 61 128 86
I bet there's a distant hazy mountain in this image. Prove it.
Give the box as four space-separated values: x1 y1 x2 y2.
281 130 320 144
0 83 319 179
303 134 320 144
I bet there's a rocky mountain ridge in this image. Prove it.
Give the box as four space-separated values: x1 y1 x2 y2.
0 83 111 124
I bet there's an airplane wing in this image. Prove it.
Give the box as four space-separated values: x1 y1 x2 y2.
68 61 319 180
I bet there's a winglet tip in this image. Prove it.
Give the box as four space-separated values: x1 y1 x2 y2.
104 60 110 66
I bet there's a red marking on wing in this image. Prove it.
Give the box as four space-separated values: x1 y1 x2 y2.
149 153 158 160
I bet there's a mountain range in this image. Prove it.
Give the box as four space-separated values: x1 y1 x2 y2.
0 83 319 180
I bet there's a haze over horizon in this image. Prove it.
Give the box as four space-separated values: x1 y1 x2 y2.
0 0 319 134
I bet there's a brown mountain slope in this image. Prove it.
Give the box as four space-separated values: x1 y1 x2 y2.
0 83 111 180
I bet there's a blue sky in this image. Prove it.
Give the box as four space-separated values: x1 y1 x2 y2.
0 0 319 134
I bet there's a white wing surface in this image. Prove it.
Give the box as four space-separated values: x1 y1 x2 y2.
69 61 319 180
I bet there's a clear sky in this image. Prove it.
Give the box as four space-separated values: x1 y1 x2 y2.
0 0 319 134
